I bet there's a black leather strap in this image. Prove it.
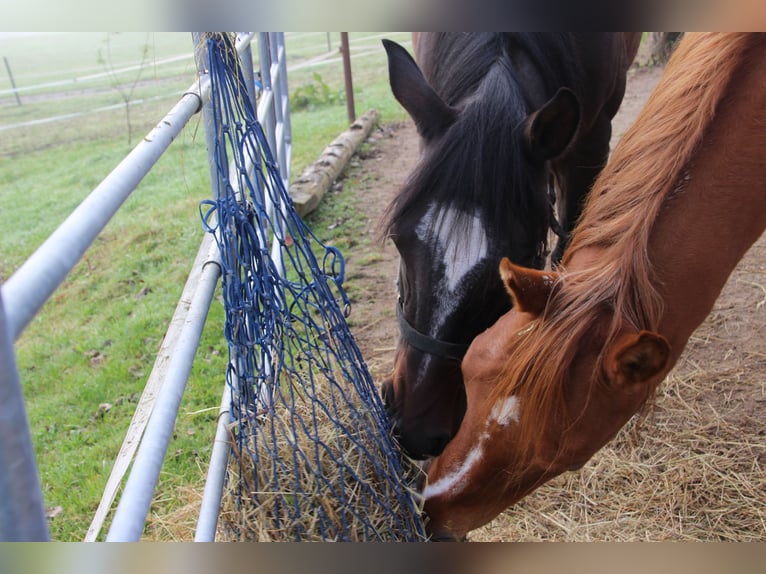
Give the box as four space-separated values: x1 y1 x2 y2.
396 303 470 361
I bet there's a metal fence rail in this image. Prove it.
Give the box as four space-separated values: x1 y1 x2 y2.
0 32 292 542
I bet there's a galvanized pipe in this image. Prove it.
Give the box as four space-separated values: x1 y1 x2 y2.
269 34 287 180
194 380 234 541
191 31 239 541
1 84 207 342
106 250 221 541
0 288 49 541
237 33 258 112
257 33 278 161
2 31 256 342
84 232 217 542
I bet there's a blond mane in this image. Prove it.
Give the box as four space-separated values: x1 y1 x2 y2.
490 33 756 464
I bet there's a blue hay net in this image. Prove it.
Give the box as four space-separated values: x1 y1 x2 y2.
200 34 426 541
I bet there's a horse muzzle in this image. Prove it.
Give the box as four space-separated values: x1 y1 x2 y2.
382 380 451 459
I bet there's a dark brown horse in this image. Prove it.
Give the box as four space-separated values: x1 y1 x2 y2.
380 33 640 459
423 33 766 540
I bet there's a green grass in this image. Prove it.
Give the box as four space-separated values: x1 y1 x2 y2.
286 32 411 174
6 132 225 539
1 32 412 541
0 33 194 89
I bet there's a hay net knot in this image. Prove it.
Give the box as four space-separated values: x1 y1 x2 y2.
199 33 426 541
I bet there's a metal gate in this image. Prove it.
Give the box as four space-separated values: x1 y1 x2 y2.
0 32 292 542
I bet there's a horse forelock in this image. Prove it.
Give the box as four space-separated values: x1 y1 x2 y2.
487 33 757 471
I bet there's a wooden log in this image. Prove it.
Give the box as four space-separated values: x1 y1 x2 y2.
289 108 380 218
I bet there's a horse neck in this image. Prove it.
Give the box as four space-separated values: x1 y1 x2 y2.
571 44 766 363
650 67 766 356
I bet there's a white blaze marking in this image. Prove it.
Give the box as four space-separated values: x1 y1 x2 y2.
417 204 489 292
415 203 489 334
424 395 520 500
423 432 489 500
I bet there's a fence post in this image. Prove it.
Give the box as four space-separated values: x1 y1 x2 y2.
237 33 258 112
3 56 22 106
340 33 356 123
0 287 49 541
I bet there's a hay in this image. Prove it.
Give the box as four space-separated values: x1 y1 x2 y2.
217 375 427 542
144 486 205 542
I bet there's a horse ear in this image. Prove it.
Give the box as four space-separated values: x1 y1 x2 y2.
383 39 458 141
524 87 581 160
607 331 671 385
498 257 558 315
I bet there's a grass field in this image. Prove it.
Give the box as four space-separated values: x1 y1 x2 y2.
0 31 411 541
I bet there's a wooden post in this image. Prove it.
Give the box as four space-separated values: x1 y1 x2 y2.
289 109 379 217
3 56 22 106
340 33 355 123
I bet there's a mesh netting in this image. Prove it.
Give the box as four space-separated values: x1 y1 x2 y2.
199 34 426 541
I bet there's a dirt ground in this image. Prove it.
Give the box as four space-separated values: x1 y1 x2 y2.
337 62 766 540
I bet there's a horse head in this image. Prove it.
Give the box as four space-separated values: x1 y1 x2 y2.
380 38 581 459
423 258 671 540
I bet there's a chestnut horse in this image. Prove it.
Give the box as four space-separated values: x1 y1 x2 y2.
423 33 766 540
380 33 640 459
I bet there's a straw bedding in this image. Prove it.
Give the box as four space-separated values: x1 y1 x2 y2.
473 373 765 541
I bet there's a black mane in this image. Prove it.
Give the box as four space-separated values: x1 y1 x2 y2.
384 33 582 268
